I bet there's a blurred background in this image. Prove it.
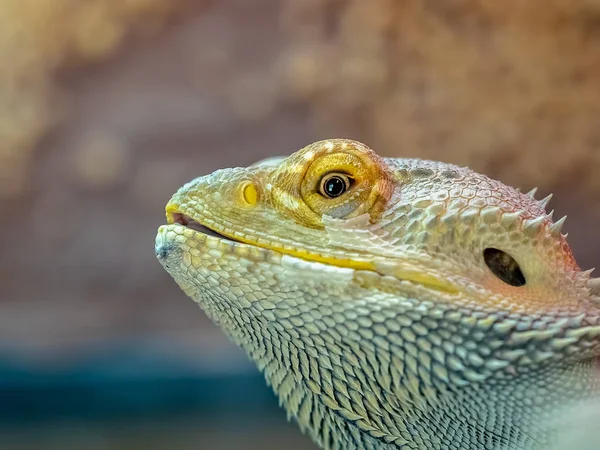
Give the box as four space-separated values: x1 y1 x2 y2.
0 0 599 449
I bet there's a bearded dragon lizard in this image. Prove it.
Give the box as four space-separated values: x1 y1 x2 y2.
155 139 600 449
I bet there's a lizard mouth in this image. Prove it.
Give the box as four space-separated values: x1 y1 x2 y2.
164 209 459 295
169 212 238 242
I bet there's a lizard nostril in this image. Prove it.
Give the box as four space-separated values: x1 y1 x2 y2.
484 248 526 287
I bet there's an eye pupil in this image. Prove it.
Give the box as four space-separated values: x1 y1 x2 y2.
323 175 347 198
483 248 526 287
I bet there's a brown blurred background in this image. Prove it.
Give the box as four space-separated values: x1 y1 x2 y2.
0 0 599 449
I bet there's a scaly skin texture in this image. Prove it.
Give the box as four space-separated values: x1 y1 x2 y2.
155 139 600 450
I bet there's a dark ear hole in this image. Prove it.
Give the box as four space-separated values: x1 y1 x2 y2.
483 248 526 287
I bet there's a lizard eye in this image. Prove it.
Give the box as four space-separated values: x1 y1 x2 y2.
271 140 394 227
484 248 526 287
319 173 353 198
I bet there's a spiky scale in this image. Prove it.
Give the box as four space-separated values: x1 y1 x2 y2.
550 215 568 237
526 187 539 198
539 194 553 210
501 210 525 228
523 215 546 237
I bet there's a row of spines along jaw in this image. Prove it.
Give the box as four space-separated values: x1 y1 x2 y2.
522 187 597 294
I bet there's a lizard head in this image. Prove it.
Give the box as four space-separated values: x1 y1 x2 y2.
156 139 600 445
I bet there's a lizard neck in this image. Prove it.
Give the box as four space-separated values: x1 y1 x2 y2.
253 337 600 450
219 291 600 450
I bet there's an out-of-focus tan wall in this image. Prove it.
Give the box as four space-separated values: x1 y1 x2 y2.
0 0 189 198
0 0 598 357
